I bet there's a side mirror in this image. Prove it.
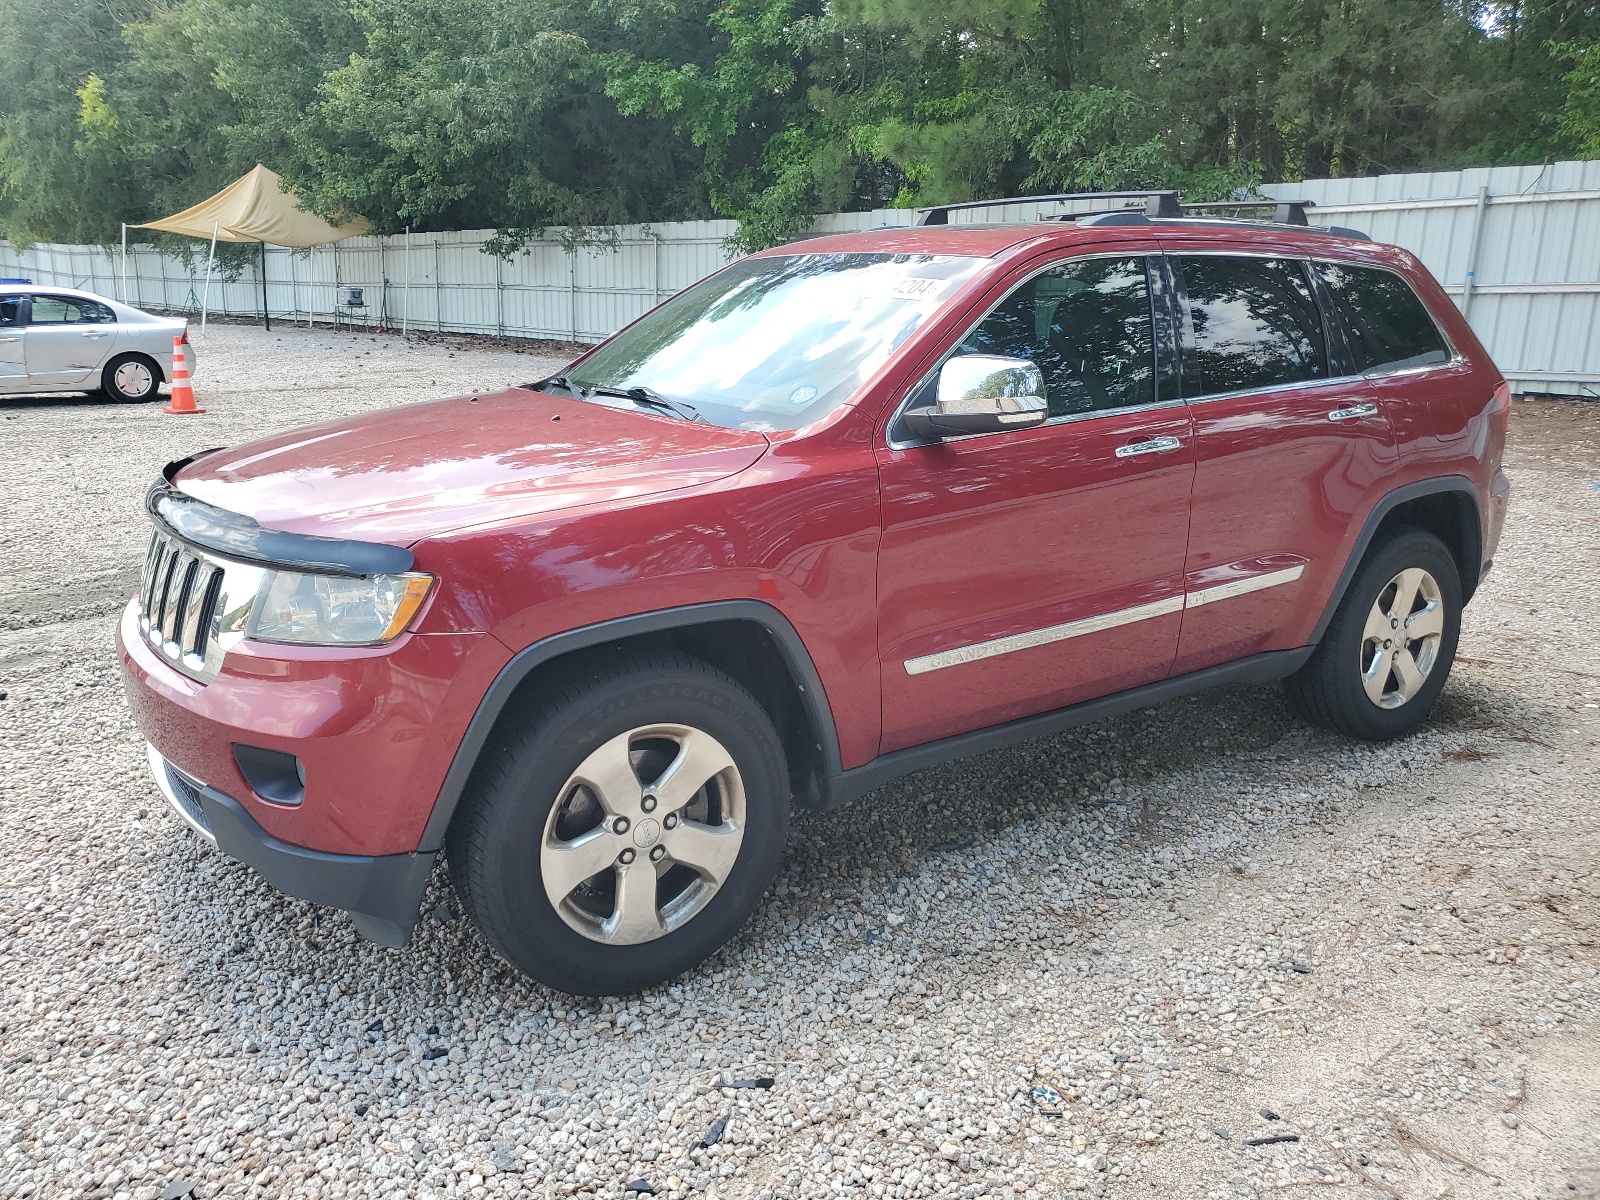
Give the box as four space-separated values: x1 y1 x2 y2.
902 354 1048 441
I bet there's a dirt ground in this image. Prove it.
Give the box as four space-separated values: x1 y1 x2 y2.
0 325 1596 1200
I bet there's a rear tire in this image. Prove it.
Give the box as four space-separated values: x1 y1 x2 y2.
101 353 162 402
447 652 789 995
1286 527 1461 741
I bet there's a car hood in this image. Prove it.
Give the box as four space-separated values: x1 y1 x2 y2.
174 388 769 544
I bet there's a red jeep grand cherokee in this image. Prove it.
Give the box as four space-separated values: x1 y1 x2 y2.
119 194 1511 995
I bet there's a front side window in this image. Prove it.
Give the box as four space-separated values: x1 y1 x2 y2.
953 256 1157 417
1312 262 1450 375
568 252 985 431
1176 256 1327 398
27 295 112 325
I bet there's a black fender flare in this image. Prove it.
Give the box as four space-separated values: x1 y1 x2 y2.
1309 475 1483 646
416 599 843 852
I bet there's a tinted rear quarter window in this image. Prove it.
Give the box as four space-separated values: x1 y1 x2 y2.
1175 256 1327 398
1312 262 1449 374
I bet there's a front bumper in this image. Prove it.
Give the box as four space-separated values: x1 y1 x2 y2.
145 743 436 946
115 597 500 856
118 594 512 945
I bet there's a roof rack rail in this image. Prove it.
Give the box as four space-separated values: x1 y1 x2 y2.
1178 199 1313 226
915 191 1181 226
1076 200 1371 240
910 189 1371 239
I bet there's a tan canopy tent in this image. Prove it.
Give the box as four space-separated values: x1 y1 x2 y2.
125 164 370 331
135 164 368 246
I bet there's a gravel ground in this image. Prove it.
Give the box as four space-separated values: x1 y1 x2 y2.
1 325 1596 1200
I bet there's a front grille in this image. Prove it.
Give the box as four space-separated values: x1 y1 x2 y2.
138 531 225 677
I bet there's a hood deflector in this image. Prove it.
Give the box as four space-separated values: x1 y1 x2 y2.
147 467 415 577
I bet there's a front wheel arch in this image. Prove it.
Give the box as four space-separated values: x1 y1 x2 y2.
419 602 842 854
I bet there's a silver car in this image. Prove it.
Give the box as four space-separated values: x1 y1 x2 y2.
0 283 194 402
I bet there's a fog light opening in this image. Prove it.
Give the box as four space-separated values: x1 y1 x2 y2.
232 744 307 807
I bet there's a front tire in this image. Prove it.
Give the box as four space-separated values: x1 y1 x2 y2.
447 652 789 995
1287 527 1462 741
101 353 162 402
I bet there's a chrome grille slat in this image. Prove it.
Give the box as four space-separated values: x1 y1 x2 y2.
181 564 222 663
139 537 161 605
160 546 182 631
162 554 197 647
137 531 241 684
151 543 178 631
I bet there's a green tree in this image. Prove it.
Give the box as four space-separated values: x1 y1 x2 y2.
0 0 146 244
1555 38 1600 157
293 0 712 240
4 0 1600 252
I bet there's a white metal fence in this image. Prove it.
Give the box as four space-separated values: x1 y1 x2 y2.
0 212 913 346
5 161 1600 395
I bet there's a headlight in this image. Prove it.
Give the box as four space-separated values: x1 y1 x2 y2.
248 570 434 646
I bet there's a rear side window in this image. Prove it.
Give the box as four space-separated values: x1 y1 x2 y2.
1174 256 1327 399
27 295 113 324
1312 262 1449 374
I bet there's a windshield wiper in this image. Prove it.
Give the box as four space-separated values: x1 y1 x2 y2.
539 373 584 397
586 384 701 422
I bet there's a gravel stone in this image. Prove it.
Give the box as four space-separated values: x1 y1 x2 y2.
1 327 1597 1199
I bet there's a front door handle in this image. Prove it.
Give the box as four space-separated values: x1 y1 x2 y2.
1327 402 1379 422
1115 435 1182 459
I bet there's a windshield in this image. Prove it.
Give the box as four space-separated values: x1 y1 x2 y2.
566 252 985 431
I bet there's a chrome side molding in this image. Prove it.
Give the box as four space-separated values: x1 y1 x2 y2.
905 596 1185 676
905 564 1306 675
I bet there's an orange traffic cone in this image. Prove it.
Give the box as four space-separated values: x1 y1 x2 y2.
162 335 205 415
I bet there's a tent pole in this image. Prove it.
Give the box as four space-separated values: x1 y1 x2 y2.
120 224 128 303
260 242 271 332
402 226 411 338
200 220 219 338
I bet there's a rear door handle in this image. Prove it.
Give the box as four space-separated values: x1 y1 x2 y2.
80 330 109 338
1115 435 1182 459
1327 402 1379 422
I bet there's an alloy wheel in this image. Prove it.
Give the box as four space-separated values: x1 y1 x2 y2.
1360 567 1445 709
539 723 746 945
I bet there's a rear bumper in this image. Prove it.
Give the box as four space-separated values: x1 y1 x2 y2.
145 743 437 946
1484 469 1511 567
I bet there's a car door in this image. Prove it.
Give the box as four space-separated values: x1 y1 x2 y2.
875 250 1195 753
24 293 114 387
1165 251 1399 675
1308 259 1470 462
0 295 25 392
